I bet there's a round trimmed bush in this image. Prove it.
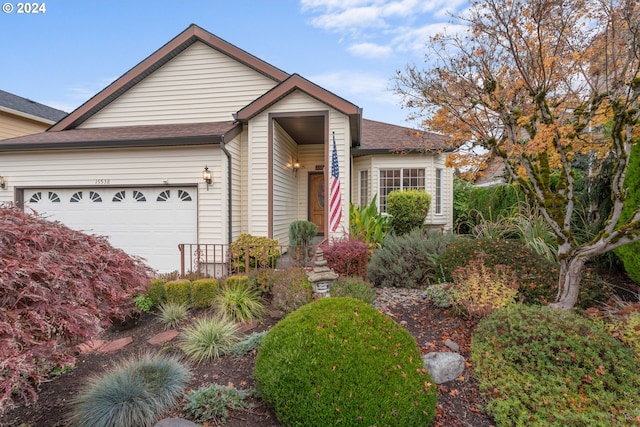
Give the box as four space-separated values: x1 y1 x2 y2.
254 297 437 426
472 304 640 426
68 352 191 427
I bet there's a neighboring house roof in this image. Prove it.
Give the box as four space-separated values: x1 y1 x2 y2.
50 24 289 132
0 89 67 123
0 121 240 151
475 156 507 187
353 119 452 156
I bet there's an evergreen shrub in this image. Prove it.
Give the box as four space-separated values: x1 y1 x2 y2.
437 238 557 304
230 234 280 272
387 189 431 234
185 383 254 424
254 298 437 427
190 278 219 309
68 353 191 427
368 228 456 288
320 237 370 278
472 304 640 425
288 220 317 263
164 279 191 306
615 144 640 284
146 279 166 307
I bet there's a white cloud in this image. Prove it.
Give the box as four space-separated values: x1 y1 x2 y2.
310 70 399 105
391 22 467 55
348 42 393 58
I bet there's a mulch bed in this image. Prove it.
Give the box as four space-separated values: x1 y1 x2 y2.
0 294 494 427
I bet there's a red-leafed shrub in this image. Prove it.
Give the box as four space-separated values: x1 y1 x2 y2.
320 238 370 279
0 206 152 411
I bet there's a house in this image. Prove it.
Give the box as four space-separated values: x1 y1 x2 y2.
0 89 67 139
0 24 453 273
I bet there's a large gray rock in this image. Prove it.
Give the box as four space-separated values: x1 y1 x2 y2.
422 352 465 384
154 418 198 427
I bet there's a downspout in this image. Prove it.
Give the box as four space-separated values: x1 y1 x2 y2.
220 134 232 245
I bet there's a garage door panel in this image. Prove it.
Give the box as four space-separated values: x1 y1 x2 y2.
25 187 197 273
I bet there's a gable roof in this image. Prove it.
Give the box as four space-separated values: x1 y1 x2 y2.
50 24 290 131
354 119 452 155
236 73 362 145
0 121 240 151
0 89 67 124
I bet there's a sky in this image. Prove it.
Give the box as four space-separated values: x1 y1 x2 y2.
1 0 468 128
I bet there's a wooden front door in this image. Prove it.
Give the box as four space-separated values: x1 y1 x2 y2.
308 172 325 235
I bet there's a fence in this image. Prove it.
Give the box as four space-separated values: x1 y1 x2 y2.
178 243 319 278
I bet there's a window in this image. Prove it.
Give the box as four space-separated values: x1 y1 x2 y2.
359 170 369 206
379 168 425 213
157 190 170 202
435 168 442 215
112 191 125 202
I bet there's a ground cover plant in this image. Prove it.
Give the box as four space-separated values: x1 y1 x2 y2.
254 297 437 427
471 304 640 426
0 206 152 410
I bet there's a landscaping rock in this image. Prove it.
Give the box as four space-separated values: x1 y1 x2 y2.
154 418 198 427
148 330 178 345
444 338 460 352
422 352 465 384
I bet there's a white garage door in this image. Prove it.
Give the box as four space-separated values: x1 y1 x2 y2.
25 187 197 273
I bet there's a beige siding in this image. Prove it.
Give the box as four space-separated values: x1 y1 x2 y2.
0 113 50 139
0 146 225 242
246 90 350 240
353 153 454 230
80 42 279 128
272 122 298 245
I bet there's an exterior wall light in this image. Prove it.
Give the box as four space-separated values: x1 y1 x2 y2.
203 166 212 190
0 176 6 189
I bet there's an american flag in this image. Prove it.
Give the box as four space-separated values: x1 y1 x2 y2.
329 132 342 232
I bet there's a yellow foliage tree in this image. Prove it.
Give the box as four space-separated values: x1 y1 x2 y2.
395 0 640 310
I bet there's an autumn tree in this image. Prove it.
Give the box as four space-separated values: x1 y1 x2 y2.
394 0 640 309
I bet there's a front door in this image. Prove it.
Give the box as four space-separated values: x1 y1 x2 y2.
308 172 325 235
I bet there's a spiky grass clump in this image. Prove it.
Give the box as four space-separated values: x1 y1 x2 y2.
157 302 189 330
68 353 191 427
215 278 264 323
179 316 242 363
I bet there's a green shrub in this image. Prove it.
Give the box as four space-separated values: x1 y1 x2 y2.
467 184 521 227
157 302 189 330
472 305 640 426
190 278 219 309
453 177 474 233
164 279 191 306
146 279 166 307
255 298 437 426
185 383 255 423
350 194 391 248
606 308 640 356
330 276 376 303
437 238 557 304
288 220 317 263
230 234 280 272
215 276 264 323
270 267 314 314
368 228 456 288
387 189 431 235
614 144 640 284
320 237 370 278
68 353 191 427
450 257 518 319
133 295 154 313
424 283 454 308
179 316 242 363
437 238 611 308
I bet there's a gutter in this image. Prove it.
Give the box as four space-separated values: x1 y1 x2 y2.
220 134 233 244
